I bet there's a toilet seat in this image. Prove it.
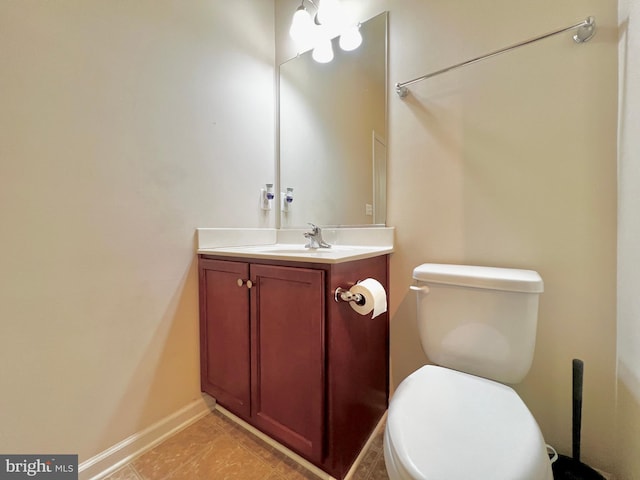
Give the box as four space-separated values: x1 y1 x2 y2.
384 365 552 480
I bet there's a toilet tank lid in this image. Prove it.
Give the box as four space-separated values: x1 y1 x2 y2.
413 263 544 293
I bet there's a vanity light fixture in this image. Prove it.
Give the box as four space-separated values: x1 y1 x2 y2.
289 0 362 62
338 23 362 51
316 0 341 26
289 3 315 50
312 36 334 63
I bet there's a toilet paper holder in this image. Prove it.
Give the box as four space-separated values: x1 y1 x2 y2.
334 286 367 306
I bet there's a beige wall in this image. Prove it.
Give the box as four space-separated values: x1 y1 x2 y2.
616 0 640 478
0 0 274 462
277 0 619 475
387 0 618 474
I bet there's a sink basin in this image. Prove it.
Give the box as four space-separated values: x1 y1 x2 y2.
254 245 345 255
259 248 334 254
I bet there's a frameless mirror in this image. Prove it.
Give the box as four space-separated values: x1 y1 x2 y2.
278 12 387 228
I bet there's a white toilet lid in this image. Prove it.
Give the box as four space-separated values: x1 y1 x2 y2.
386 365 551 480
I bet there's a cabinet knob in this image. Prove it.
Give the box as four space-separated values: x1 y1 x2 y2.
237 279 254 289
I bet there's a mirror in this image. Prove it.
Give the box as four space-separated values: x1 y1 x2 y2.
278 12 387 228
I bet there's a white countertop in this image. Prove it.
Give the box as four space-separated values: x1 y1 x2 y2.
196 227 394 264
197 243 393 264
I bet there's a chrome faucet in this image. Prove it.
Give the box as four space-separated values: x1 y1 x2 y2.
304 223 331 249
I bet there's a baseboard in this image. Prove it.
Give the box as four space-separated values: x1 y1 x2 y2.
79 396 216 480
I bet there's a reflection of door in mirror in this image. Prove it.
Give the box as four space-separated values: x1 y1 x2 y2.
279 12 387 228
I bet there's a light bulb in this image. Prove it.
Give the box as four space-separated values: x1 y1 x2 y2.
339 24 362 51
289 5 314 50
312 38 334 63
317 0 341 27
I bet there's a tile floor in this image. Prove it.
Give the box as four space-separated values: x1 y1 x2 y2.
104 409 389 480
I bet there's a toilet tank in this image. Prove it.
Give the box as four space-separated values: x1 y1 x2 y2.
413 264 544 384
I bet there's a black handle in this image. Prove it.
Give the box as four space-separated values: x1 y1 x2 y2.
572 358 584 461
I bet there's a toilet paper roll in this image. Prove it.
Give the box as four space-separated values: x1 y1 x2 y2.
349 278 387 319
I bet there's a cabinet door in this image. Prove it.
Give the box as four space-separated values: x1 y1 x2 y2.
199 259 251 418
250 264 325 463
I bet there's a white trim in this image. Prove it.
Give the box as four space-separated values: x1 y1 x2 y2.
79 396 216 480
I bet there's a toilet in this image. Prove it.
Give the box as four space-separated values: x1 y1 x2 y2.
384 264 553 480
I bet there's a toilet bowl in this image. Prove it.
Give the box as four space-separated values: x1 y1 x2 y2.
384 264 551 480
384 366 552 480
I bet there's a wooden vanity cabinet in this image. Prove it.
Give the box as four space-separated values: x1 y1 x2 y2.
198 254 389 479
